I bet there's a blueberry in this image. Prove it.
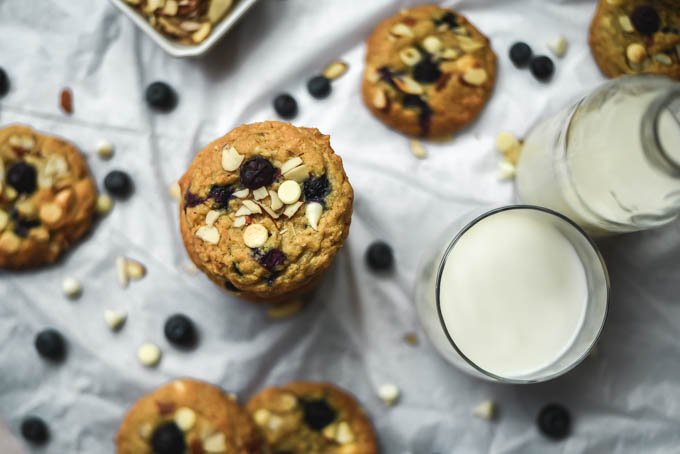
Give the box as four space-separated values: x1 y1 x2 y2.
151 422 186 454
257 248 286 272
7 162 37 195
207 184 233 209
402 94 428 110
35 329 66 361
20 417 49 444
0 67 9 98
183 189 205 208
12 214 40 238
299 398 336 431
509 42 532 67
537 404 571 440
307 75 331 99
412 58 442 84
239 156 276 189
145 81 177 111
631 6 660 35
104 170 133 198
303 174 330 205
435 12 458 28
366 241 393 271
164 314 197 347
530 56 555 81
273 93 298 119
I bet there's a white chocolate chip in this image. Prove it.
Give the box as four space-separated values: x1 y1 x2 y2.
548 36 568 58
125 258 146 281
399 47 422 66
422 36 443 53
277 180 302 204
280 157 303 174
169 182 181 201
322 61 349 80
390 23 413 37
283 165 310 183
626 43 647 65
453 25 469 36
191 22 212 44
283 201 303 218
116 257 129 288
269 190 283 210
372 89 387 109
196 226 220 244
305 202 323 230
175 407 197 432
377 383 400 406
497 161 517 180
221 145 244 172
463 68 488 86
409 140 427 159
495 131 521 154
457 35 485 52
203 432 226 452
618 15 634 33
395 76 424 95
137 343 161 367
0 209 8 231
96 139 114 159
242 200 262 214
62 277 82 299
253 409 271 426
206 210 222 226
252 186 268 200
104 309 127 331
472 400 496 420
235 206 251 217
233 216 247 228
232 188 249 199
335 421 355 444
96 194 113 215
243 223 268 248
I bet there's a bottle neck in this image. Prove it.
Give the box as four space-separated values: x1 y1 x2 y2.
642 89 680 177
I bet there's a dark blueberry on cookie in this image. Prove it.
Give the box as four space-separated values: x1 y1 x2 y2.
164 314 197 347
366 241 394 271
7 162 37 195
307 75 331 99
530 56 555 81
273 93 298 119
378 67 398 88
537 404 571 440
35 329 66 361
240 156 276 189
208 184 234 209
413 58 442 84
151 422 186 454
104 170 133 198
257 248 287 272
145 81 177 112
402 94 428 110
630 6 660 35
509 42 532 67
303 174 330 205
13 216 40 238
435 11 458 29
300 398 337 431
0 67 9 98
183 189 205 208
20 417 49 444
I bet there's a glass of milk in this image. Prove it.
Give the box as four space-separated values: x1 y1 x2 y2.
415 205 609 383
516 75 680 235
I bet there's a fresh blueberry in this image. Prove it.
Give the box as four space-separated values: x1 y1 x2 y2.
299 398 336 431
537 404 571 440
303 174 330 205
273 93 298 119
35 329 66 361
530 56 555 81
151 422 186 454
366 241 393 271
12 214 40 238
20 417 49 444
307 75 331 99
413 58 442 84
7 162 37 195
207 185 233 209
257 248 286 272
435 11 458 28
240 156 276 189
631 6 660 35
0 67 9 98
104 170 133 198
509 42 532 67
164 314 197 347
145 81 177 111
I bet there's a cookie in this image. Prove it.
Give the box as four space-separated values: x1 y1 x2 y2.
246 382 377 454
116 378 264 454
589 0 680 80
0 125 96 269
361 5 497 138
179 121 353 303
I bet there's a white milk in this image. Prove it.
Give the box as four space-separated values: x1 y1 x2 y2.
438 209 587 378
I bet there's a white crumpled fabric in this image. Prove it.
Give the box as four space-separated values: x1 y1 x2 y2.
1 0 680 452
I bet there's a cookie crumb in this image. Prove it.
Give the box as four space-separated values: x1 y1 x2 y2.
472 400 496 420
169 182 181 201
60 88 73 114
377 383 400 406
497 161 516 180
267 299 304 319
404 332 419 346
96 139 115 160
62 277 82 299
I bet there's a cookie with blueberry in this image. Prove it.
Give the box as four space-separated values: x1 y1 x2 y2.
589 0 680 80
178 121 353 303
246 382 377 454
116 379 264 454
0 125 96 269
361 5 497 138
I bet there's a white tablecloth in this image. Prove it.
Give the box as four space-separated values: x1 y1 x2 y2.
1 0 680 452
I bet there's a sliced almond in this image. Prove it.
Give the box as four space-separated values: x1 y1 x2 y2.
280 157 303 174
497 161 517 180
169 182 181 201
422 36 443 53
322 61 349 80
235 205 251 217
269 190 283 210
252 186 268 201
462 68 488 86
270 393 298 412
258 202 280 219
242 200 262 214
267 299 304 319
0 209 8 231
139 422 153 440
206 210 222 226
366 68 381 83
144 0 165 13
372 89 388 110
495 131 521 154
162 0 178 15
221 145 244 172
180 20 202 32
626 43 647 64
399 47 422 67
175 407 197 432
457 35 485 53
305 202 323 230
390 23 413 38
440 48 461 60
0 231 20 253
233 188 250 199
618 15 634 32
104 309 127 331
322 423 338 440
192 22 212 43
233 216 247 228
453 26 469 36
335 422 355 444
654 54 672 66
409 139 427 159
243 223 268 248
472 400 496 420
283 201 303 218
125 258 146 280
548 36 568 58
39 203 63 226
277 180 301 205
207 0 233 23
283 165 310 183
8 134 35 151
116 256 129 288
394 76 423 95
196 226 220 244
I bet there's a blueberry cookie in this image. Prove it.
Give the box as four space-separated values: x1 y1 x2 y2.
178 121 353 303
361 5 497 138
246 382 377 454
589 0 680 80
0 125 96 269
116 379 264 454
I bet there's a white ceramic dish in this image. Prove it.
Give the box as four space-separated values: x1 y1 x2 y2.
109 0 261 58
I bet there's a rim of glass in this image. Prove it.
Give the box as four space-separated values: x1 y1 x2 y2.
645 85 680 174
434 205 611 384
